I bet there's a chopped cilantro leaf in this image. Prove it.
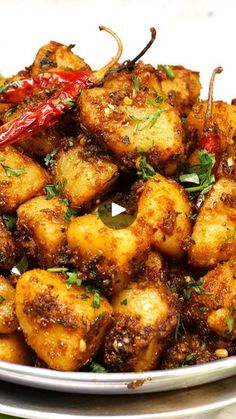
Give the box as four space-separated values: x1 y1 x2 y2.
44 150 57 167
92 290 101 309
2 165 26 177
44 181 66 200
120 298 128 305
65 207 79 223
137 156 155 180
0 295 5 304
2 214 17 230
66 271 82 287
90 362 107 373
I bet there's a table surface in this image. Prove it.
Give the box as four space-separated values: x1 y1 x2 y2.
0 0 235 417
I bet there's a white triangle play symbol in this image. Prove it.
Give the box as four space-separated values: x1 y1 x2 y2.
111 202 126 217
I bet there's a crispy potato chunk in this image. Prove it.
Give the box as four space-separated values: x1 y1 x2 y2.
0 275 18 334
0 217 15 269
53 143 118 207
31 41 90 75
0 332 32 365
17 196 68 267
67 213 152 294
137 174 192 258
183 259 236 339
79 63 183 168
186 101 236 152
157 65 201 114
189 178 236 267
0 146 48 213
18 128 60 156
161 334 217 369
16 269 112 371
104 278 178 372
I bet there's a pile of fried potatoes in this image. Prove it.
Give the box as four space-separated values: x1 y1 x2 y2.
0 37 236 373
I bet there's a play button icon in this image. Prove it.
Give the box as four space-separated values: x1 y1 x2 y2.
97 201 137 230
111 202 126 217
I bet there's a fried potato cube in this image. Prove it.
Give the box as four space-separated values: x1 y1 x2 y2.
16 269 112 371
104 280 178 372
0 217 16 269
18 128 60 156
79 63 183 168
189 178 236 267
136 174 192 258
67 213 152 294
157 65 201 114
0 146 48 213
183 259 236 339
31 41 90 75
17 196 68 267
161 333 217 369
53 143 118 207
186 101 236 152
0 275 18 334
0 332 32 365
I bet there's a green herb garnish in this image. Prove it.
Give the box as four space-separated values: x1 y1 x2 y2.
0 295 5 304
92 290 101 309
133 76 140 92
127 106 167 133
63 98 75 107
2 165 26 177
137 156 155 180
183 352 196 365
44 150 57 167
68 43 76 50
11 255 28 276
44 181 65 200
226 308 234 334
2 214 17 230
163 65 175 80
65 207 79 223
120 298 128 305
47 266 69 273
90 362 107 373
179 150 215 206
182 277 206 299
66 272 82 287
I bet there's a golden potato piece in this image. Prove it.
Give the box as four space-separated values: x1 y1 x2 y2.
104 279 178 372
189 177 236 267
67 213 151 294
157 65 201 114
31 41 90 75
186 101 236 152
0 332 32 365
17 196 68 267
16 269 112 371
18 127 60 157
0 275 18 334
0 146 48 213
183 259 236 339
53 143 118 207
0 217 15 269
79 63 183 168
136 174 192 258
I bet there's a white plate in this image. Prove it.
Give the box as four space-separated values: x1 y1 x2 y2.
1 374 236 419
1 356 236 394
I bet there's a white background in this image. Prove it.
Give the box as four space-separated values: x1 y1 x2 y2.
0 0 235 101
0 0 236 417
